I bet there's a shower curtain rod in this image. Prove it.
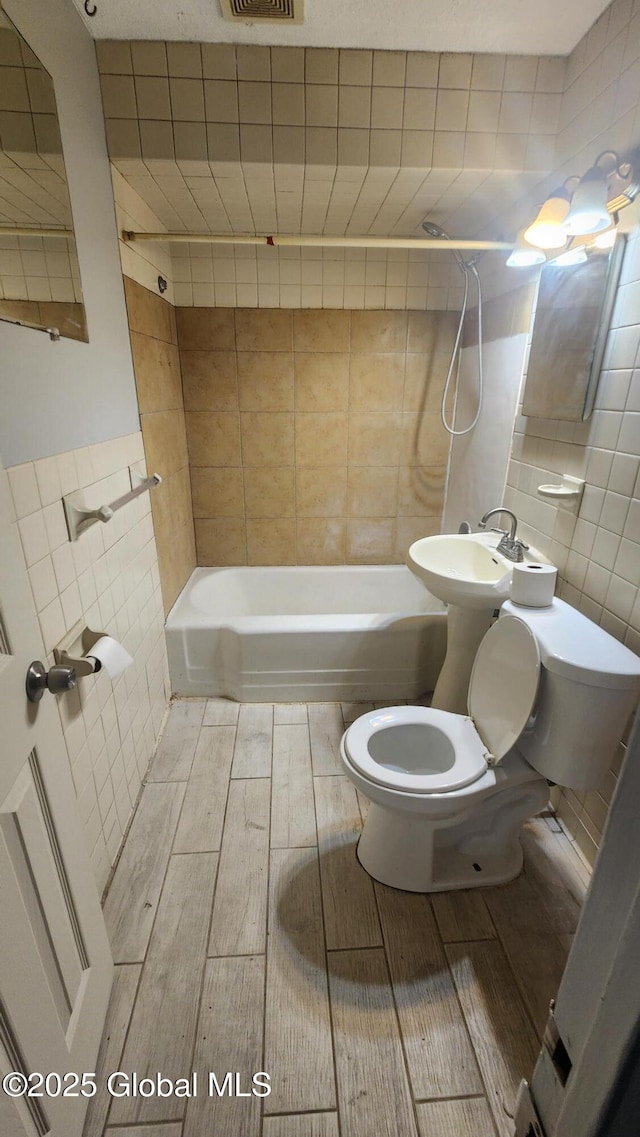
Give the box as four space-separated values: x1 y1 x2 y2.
122 231 513 251
0 227 74 238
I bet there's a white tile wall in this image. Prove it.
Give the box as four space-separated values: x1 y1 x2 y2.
461 0 640 868
112 166 175 304
7 432 170 894
171 242 466 311
505 235 640 651
502 226 640 870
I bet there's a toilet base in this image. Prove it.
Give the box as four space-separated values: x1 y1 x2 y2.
356 777 549 892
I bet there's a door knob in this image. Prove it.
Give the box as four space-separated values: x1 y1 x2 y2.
26 661 77 702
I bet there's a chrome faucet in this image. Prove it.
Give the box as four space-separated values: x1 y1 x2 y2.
477 507 529 562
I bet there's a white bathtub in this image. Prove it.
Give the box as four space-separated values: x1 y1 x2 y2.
166 565 447 702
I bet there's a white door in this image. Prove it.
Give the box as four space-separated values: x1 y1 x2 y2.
0 465 112 1137
513 713 640 1137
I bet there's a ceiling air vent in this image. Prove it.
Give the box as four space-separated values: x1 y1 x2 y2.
220 0 304 22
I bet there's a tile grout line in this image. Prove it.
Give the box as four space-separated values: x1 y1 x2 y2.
310 703 343 1137
103 1123 183 1132
98 963 146 1137
201 711 240 955
428 892 501 1137
100 704 206 1132
369 877 422 1137
104 704 216 1133
413 1092 496 1105
176 710 237 1137
484 891 551 1049
259 704 274 1137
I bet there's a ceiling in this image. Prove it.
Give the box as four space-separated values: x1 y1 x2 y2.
73 0 610 57
114 159 543 244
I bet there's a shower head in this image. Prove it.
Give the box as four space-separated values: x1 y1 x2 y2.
421 220 467 271
421 221 449 239
420 220 485 270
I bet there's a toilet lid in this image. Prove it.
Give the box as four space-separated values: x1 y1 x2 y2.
468 614 540 762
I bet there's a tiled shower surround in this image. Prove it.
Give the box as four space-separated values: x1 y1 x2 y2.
7 433 170 893
175 305 457 566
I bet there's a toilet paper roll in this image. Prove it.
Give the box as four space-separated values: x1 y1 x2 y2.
509 562 557 607
87 635 133 680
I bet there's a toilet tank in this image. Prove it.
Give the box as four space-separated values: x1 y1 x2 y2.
501 599 640 791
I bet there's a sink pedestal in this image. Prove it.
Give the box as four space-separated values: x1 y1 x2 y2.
431 604 495 714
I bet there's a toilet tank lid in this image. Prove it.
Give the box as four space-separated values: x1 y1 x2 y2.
501 598 640 690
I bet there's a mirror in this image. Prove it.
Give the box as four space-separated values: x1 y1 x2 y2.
0 5 87 341
522 235 625 421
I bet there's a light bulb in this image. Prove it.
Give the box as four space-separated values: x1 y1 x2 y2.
550 245 588 266
524 191 571 249
564 166 611 235
506 228 546 267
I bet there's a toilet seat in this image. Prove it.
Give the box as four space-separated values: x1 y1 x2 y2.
344 705 490 794
344 615 541 796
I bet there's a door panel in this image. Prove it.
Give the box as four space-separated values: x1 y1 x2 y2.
0 466 112 1137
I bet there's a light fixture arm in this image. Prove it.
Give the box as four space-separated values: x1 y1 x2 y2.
593 150 633 179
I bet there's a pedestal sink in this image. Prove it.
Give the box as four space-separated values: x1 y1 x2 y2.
407 532 533 714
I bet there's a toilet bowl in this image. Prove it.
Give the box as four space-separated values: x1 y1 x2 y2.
340 599 640 893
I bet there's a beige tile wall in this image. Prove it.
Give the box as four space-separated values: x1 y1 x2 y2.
176 306 456 565
124 276 196 614
6 433 170 894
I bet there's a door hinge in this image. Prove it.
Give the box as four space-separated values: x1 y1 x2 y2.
513 1079 547 1137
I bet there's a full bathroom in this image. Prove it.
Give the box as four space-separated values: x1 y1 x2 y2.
1 1 640 1136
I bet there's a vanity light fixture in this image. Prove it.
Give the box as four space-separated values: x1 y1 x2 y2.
506 229 547 267
523 183 574 250
563 153 620 235
509 149 638 266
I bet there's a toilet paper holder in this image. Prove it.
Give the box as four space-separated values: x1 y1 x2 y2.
54 623 106 676
52 621 136 680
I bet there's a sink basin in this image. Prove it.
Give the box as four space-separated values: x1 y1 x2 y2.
408 532 514 610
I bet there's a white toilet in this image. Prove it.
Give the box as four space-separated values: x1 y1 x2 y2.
340 598 640 893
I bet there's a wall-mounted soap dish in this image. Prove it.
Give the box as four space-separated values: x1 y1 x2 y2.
537 474 585 502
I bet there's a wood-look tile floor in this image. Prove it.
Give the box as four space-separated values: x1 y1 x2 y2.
85 698 590 1137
